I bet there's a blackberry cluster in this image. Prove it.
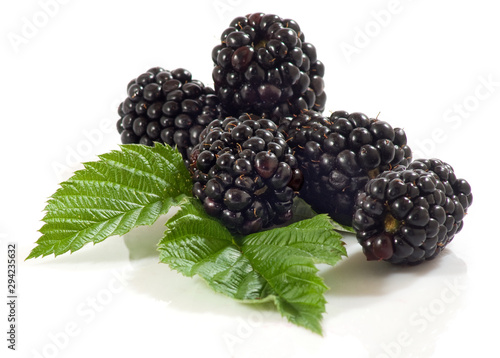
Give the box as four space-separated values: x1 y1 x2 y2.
190 114 304 235
279 110 412 225
212 12 326 121
110 13 473 262
116 67 221 165
353 159 473 265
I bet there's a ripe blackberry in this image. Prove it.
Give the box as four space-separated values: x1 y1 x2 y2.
191 114 304 234
279 110 412 225
116 67 221 165
211 13 326 122
353 159 473 265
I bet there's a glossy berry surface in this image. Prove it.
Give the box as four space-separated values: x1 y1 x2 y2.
116 67 221 166
353 158 473 265
212 13 326 122
279 110 412 225
190 113 303 234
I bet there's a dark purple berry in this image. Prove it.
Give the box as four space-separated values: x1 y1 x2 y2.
353 159 472 265
254 152 279 179
278 110 412 225
116 67 223 167
191 114 303 234
212 13 326 122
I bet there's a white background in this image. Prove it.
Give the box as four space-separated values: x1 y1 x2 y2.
1 0 498 357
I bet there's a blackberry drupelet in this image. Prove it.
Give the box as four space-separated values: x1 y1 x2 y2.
211 12 326 122
353 158 473 265
116 67 221 165
190 114 304 235
279 110 412 225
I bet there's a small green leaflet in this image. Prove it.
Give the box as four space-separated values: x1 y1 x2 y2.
27 143 191 259
158 197 347 334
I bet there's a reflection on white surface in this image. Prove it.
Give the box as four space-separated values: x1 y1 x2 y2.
122 223 468 358
323 237 468 358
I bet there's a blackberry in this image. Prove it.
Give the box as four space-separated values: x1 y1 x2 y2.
116 67 221 165
353 159 473 265
190 114 304 234
279 110 412 225
211 12 326 122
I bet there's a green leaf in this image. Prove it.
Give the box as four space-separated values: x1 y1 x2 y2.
158 197 347 334
289 197 355 233
28 144 192 259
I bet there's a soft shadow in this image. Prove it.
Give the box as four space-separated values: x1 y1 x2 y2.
122 212 174 261
126 256 278 318
321 238 469 358
323 238 468 298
